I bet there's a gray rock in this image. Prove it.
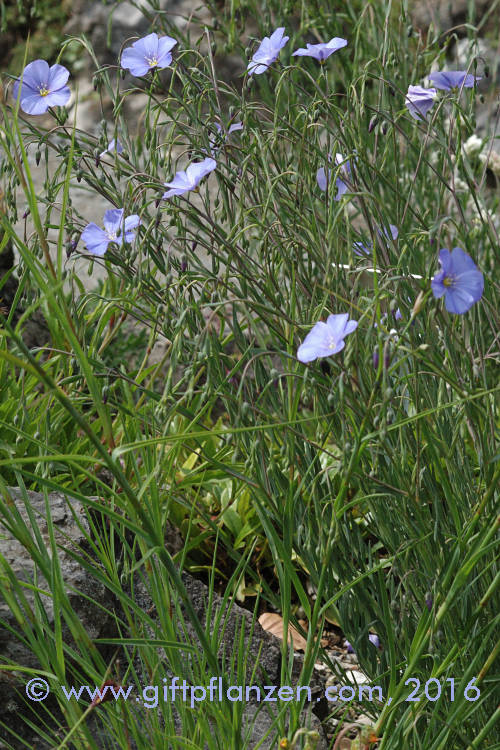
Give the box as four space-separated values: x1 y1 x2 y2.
0 486 327 748
0 488 108 665
411 0 492 32
0 234 49 350
0 487 113 749
129 571 327 747
130 570 281 687
64 0 212 63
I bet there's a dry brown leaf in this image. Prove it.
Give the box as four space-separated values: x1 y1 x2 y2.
258 612 308 651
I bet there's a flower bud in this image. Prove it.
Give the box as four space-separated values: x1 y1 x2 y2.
412 290 425 317
383 341 391 370
368 115 378 133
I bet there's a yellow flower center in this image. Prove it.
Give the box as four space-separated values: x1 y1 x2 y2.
38 85 50 97
147 57 158 67
443 276 454 287
106 231 117 241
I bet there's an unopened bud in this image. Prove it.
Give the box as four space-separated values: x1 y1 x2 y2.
412 290 425 317
383 341 391 370
368 115 378 133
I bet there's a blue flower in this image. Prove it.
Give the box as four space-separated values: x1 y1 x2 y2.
100 138 123 158
162 157 216 199
297 313 358 363
428 70 480 91
405 85 437 120
292 37 347 63
121 33 177 77
247 28 289 76
81 209 140 257
317 153 351 200
431 247 484 314
12 60 70 115
205 121 243 155
354 224 398 256
345 634 381 654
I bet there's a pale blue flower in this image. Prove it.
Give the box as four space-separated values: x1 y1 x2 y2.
247 28 289 76
205 121 243 154
354 224 398 256
428 70 480 91
12 60 70 115
297 313 358 363
317 153 351 200
81 209 140 256
292 37 347 63
100 138 124 158
162 157 216 199
121 33 177 77
431 247 484 314
405 85 437 120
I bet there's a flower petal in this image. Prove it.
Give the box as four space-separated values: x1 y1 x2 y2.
121 47 150 76
81 224 109 256
18 91 51 115
21 60 50 89
47 63 70 90
137 33 160 59
297 322 330 362
157 35 177 65
334 178 349 200
103 209 124 234
326 313 350 338
45 87 71 108
444 286 476 314
428 70 478 90
124 214 141 232
316 166 328 191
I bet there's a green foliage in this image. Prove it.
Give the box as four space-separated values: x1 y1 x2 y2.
1 0 72 71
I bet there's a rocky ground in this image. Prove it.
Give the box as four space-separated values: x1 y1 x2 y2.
0 487 378 749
